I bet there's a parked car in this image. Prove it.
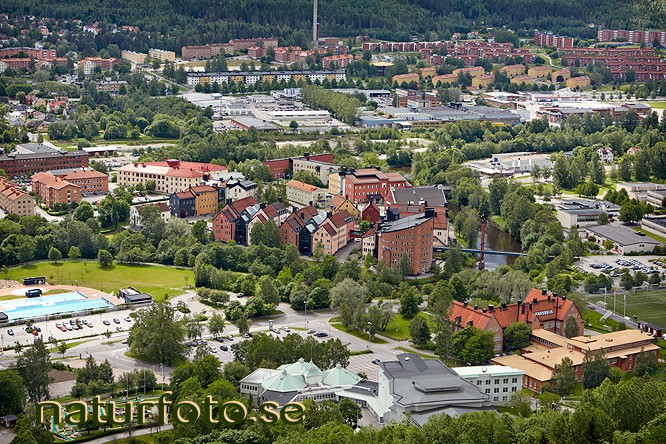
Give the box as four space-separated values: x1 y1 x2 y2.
103 320 110 326
220 345 228 351
307 329 316 334
113 318 120 324
124 316 132 322
7 328 14 335
227 335 234 340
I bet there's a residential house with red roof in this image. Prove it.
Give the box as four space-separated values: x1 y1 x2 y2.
326 195 360 218
212 197 258 243
361 200 381 224
247 201 289 244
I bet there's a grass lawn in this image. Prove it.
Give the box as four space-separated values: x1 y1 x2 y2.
9 261 193 300
329 322 388 344
587 289 666 327
647 101 666 109
381 314 412 341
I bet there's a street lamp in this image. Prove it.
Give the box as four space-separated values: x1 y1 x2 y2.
304 300 308 330
367 322 372 348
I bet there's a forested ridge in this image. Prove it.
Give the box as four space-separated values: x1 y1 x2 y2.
0 0 664 49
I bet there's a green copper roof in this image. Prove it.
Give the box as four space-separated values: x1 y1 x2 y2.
262 369 308 392
322 364 362 386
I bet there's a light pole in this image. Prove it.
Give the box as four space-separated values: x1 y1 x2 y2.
367 322 372 349
304 300 308 330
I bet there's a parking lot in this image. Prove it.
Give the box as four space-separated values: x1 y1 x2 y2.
576 255 665 277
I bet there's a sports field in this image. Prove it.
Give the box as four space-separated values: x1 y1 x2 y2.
7 261 193 301
587 289 666 327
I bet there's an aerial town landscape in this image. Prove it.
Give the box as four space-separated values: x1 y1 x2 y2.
0 0 664 443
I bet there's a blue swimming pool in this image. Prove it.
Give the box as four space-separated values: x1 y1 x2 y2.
0 292 114 321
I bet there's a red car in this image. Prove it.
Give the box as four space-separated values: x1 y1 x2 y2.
31 330 39 336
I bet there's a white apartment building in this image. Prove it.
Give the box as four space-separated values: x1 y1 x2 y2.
452 366 524 405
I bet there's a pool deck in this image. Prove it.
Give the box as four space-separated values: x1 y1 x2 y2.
0 285 124 308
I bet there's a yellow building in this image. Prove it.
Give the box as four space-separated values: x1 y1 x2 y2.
452 66 485 78
499 64 525 78
433 74 458 86
420 67 437 79
148 48 176 62
566 75 591 89
511 75 534 85
527 65 552 78
392 72 420 86
121 50 147 65
552 68 571 82
472 74 495 89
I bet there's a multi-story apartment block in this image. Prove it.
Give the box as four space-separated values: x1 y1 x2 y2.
31 172 81 208
170 185 224 218
598 29 666 46
80 57 117 75
334 168 410 204
377 213 434 275
148 49 176 62
186 70 346 86
51 168 109 194
286 180 326 207
534 32 574 49
95 80 128 95
116 159 227 195
121 50 147 65
263 153 334 180
0 177 33 216
212 197 258 244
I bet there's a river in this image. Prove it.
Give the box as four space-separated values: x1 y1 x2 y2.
448 203 523 269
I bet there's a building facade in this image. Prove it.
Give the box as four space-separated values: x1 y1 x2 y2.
0 177 33 216
116 160 227 195
377 213 434 275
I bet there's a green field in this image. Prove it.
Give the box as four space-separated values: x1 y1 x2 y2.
8 261 193 301
647 101 666 109
587 289 666 327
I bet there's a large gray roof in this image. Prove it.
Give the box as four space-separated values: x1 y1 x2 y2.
390 185 448 207
379 353 490 410
586 224 661 247
380 213 432 233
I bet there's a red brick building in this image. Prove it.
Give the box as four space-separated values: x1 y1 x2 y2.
53 168 109 194
598 29 666 46
0 150 89 177
534 32 574 49
377 213 433 275
263 153 334 180
450 301 505 353
31 172 81 208
337 168 410 204
212 197 258 243
280 205 318 246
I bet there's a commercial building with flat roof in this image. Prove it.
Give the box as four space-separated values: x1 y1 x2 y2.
585 224 661 254
231 117 281 132
0 144 89 177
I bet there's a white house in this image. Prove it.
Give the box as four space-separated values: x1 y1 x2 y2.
452 365 524 406
130 202 170 230
597 147 614 164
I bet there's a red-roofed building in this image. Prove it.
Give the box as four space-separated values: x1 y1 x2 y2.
53 168 108 194
286 180 325 207
0 177 33 216
280 205 318 249
247 201 289 244
117 159 227 194
361 200 381 224
326 195 360 218
329 210 355 242
449 289 584 352
451 301 505 353
31 172 81 208
336 168 410 204
212 196 258 243
263 153 335 179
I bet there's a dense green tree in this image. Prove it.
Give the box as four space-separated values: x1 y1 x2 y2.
582 348 611 389
0 369 26 415
128 301 187 365
409 314 431 346
16 339 52 403
547 356 577 396
503 322 532 352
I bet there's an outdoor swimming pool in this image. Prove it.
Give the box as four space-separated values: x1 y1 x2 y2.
0 292 114 322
